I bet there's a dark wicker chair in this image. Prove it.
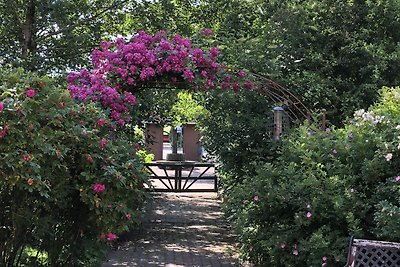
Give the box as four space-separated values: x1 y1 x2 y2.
343 237 400 267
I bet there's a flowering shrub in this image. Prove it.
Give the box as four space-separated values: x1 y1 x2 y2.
0 69 149 266
223 87 400 266
67 30 253 126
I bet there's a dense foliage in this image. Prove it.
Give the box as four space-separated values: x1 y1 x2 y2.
197 89 280 190
223 87 400 266
0 69 149 266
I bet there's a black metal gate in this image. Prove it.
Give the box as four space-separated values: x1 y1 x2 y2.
144 162 217 192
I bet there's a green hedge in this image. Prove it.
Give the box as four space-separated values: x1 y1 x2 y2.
0 69 149 266
223 87 400 266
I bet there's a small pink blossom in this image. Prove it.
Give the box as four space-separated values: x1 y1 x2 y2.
0 102 4 112
26 88 36 98
201 28 213 36
23 154 31 162
97 118 105 126
87 154 94 164
385 153 393 161
93 183 106 193
209 47 219 58
331 149 337 154
126 213 132 220
106 232 117 241
395 176 400 183
322 256 327 262
238 70 246 78
100 138 107 151
306 211 312 219
280 243 286 249
293 244 299 256
253 195 260 202
245 80 254 90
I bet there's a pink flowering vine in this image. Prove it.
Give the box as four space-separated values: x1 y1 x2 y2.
67 30 253 126
93 183 106 193
0 102 4 112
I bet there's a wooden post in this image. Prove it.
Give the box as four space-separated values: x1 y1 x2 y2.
182 123 202 161
321 109 326 131
145 123 163 160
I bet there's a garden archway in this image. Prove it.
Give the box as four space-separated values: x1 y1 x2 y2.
67 30 312 192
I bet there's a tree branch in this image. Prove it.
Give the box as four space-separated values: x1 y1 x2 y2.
21 0 36 59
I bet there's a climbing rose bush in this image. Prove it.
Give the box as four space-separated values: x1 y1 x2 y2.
0 69 149 266
223 87 400 266
67 30 253 125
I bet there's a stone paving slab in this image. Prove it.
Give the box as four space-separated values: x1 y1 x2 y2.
102 193 247 267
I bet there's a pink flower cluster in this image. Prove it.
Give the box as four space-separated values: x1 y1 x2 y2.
106 232 117 241
26 88 35 98
93 182 106 193
67 30 253 125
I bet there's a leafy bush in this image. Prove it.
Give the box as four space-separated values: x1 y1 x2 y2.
197 89 279 191
0 69 149 266
224 87 400 266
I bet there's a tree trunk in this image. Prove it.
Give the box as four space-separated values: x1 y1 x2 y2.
21 0 36 60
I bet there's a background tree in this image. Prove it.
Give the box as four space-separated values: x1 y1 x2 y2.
218 0 400 123
0 0 137 73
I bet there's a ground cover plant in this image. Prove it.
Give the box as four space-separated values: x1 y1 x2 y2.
223 87 400 266
0 69 149 266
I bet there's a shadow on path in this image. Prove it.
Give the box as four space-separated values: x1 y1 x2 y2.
102 193 246 267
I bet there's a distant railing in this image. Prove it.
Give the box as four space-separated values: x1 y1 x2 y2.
144 162 217 192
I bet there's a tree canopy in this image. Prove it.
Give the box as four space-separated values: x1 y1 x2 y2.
1 0 400 123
